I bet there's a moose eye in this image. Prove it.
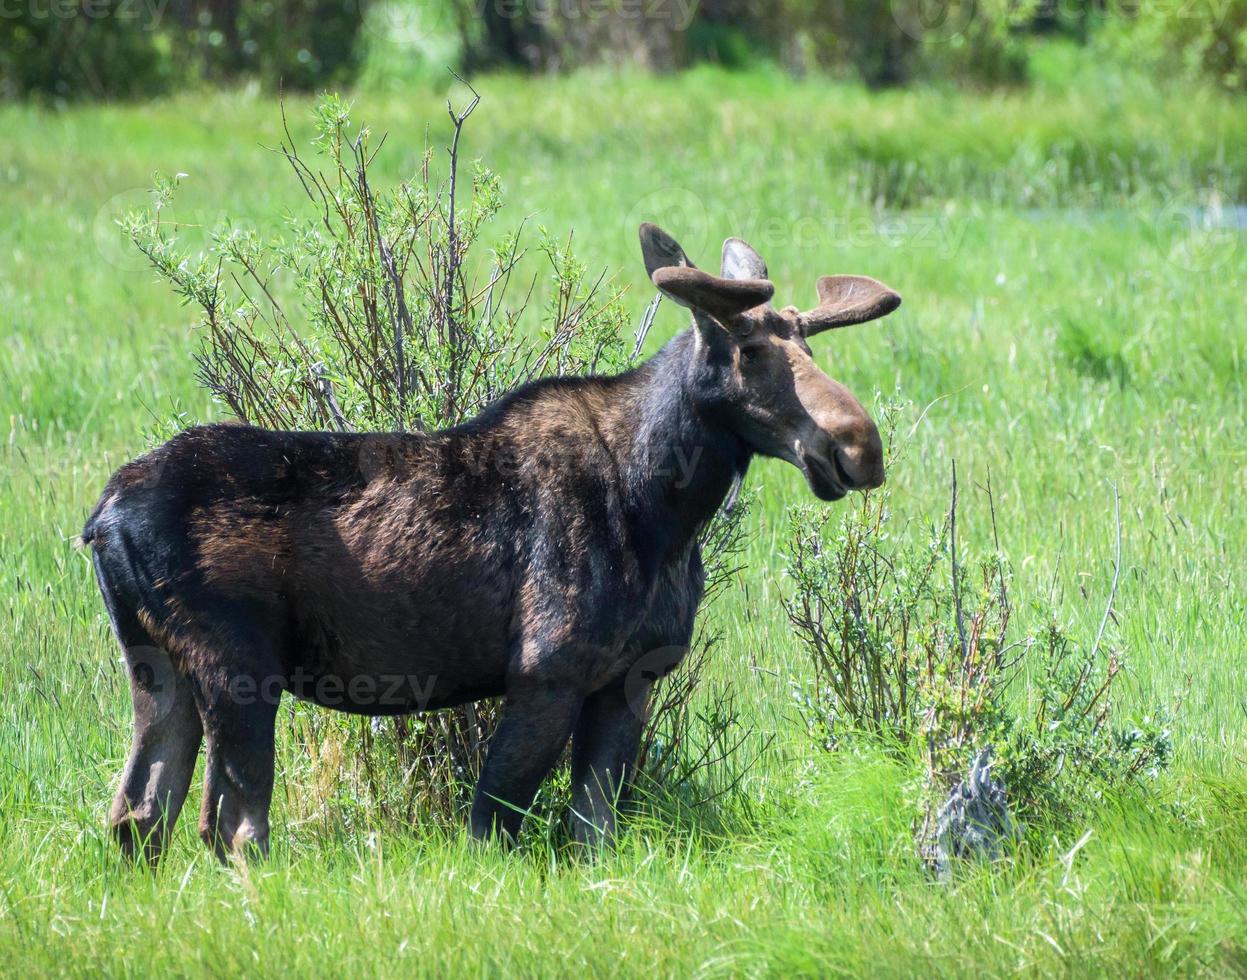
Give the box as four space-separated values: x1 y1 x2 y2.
739 346 763 365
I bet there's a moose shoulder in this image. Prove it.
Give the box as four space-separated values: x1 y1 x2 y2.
83 223 900 862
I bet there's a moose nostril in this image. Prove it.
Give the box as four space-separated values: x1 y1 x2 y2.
829 451 852 487
834 447 885 490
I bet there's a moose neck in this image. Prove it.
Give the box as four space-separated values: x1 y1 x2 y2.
614 328 750 553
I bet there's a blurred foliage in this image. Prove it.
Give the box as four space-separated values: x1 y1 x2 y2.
1 0 1244 106
785 0 1035 87
1098 0 1247 92
168 0 365 90
449 0 1037 85
0 0 174 100
452 0 691 72
446 0 1247 91
0 0 364 99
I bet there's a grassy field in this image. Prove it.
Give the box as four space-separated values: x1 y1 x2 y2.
2 59 1247 974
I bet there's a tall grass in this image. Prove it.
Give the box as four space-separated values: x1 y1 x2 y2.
0 62 1245 972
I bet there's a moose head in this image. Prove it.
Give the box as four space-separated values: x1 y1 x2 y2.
640 223 901 501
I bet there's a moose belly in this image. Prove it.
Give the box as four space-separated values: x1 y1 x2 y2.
282 665 508 715
269 502 521 713
281 571 517 715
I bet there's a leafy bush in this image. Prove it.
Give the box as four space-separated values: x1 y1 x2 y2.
447 0 1034 85
123 92 754 836
435 0 1247 90
170 0 366 90
784 399 1176 857
1057 316 1130 387
0 0 173 100
453 0 693 72
0 0 364 100
1099 0 1247 91
777 0 1033 87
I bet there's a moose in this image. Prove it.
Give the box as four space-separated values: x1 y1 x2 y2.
82 223 900 861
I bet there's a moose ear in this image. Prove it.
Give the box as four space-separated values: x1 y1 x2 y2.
721 237 768 282
639 222 696 279
800 275 901 337
651 266 774 327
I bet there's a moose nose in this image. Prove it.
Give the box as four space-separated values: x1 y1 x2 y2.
834 425 885 490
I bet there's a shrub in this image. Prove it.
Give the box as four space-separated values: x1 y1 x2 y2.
784 398 1176 861
126 89 630 434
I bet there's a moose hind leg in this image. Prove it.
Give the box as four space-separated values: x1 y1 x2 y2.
110 642 204 863
197 669 281 862
470 685 582 844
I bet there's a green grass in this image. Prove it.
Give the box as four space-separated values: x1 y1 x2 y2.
2 64 1247 974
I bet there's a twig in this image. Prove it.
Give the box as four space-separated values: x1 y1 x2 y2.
950 459 967 658
352 133 414 430
311 363 351 432
1089 481 1122 664
982 467 1010 667
632 293 661 360
443 70 481 419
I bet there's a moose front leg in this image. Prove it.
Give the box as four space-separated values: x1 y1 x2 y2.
569 680 649 848
470 683 582 844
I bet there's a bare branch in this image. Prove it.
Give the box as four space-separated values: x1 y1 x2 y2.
950 459 967 659
1090 481 1122 664
632 293 662 360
